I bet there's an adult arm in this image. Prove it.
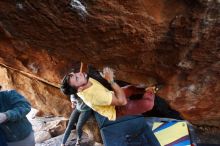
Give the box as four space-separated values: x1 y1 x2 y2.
3 90 31 122
102 67 127 106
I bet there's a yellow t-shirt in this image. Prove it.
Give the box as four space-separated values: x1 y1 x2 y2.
77 78 116 121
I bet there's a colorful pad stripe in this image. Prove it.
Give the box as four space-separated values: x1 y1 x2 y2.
173 139 190 146
152 122 164 130
166 135 190 146
153 121 178 133
152 121 191 146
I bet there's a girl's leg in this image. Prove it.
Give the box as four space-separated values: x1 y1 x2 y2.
125 91 155 115
122 85 146 98
62 109 80 145
117 87 155 118
76 110 92 140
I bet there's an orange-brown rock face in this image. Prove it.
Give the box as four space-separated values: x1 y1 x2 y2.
0 0 219 127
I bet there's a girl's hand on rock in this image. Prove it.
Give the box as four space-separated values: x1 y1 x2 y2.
101 67 115 83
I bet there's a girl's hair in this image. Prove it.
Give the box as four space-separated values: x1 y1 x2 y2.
60 64 81 96
60 74 77 95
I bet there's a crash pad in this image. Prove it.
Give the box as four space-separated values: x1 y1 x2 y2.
152 121 191 146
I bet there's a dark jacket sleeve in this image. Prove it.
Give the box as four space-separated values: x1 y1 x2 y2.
0 129 7 146
4 90 31 122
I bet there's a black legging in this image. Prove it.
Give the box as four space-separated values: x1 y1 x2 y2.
61 109 92 144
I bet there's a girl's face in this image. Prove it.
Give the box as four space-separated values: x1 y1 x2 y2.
68 72 88 88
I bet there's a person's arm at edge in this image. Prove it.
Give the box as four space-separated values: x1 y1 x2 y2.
4 90 31 122
110 81 127 106
102 67 127 106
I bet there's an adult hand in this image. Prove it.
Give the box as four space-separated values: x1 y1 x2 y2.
0 113 7 124
102 67 115 82
71 102 76 109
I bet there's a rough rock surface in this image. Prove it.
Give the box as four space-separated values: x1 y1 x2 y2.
26 108 102 145
0 65 72 117
0 0 219 130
